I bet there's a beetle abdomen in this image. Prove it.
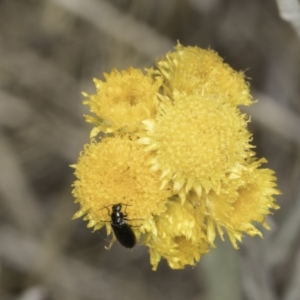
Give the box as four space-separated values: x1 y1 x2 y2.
111 223 136 248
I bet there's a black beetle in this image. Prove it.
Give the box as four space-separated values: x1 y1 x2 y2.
102 203 137 248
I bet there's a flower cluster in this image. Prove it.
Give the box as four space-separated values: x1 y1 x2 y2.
72 43 280 270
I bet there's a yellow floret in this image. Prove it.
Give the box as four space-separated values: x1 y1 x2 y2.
157 43 252 107
203 159 280 248
139 93 252 200
83 67 161 136
72 135 171 240
228 160 280 246
144 198 209 270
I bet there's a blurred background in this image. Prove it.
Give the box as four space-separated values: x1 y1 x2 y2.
0 0 300 299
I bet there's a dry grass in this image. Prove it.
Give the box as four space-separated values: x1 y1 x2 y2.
0 0 299 299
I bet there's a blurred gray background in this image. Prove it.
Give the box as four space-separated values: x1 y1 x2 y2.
0 0 300 299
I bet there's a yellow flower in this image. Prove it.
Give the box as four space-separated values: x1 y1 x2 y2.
204 159 280 248
72 43 280 270
156 43 252 107
144 198 209 270
83 67 161 137
228 160 280 246
72 135 171 243
139 93 253 200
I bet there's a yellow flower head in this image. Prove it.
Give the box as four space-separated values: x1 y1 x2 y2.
72 43 280 270
144 198 209 270
83 67 161 136
204 159 280 248
157 43 252 107
139 93 252 199
228 160 280 245
72 135 171 241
